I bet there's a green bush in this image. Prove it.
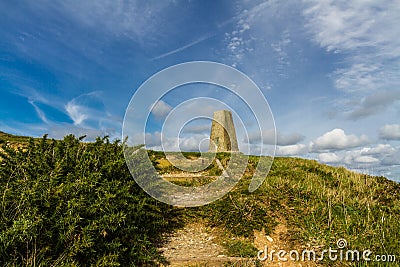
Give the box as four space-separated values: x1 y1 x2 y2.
0 135 181 266
224 239 258 257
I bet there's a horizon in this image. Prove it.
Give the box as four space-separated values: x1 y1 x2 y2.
0 1 399 182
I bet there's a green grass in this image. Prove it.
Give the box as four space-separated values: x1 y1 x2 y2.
224 239 258 257
181 156 399 266
0 132 399 266
0 131 33 144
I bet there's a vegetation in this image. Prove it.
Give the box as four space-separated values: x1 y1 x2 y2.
0 131 32 147
189 157 400 266
0 135 182 266
0 132 399 266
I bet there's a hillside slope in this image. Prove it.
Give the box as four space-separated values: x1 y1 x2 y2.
0 133 398 266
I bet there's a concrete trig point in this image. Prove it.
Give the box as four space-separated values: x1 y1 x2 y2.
209 110 239 152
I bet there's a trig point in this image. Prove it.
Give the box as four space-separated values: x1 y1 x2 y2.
209 110 239 152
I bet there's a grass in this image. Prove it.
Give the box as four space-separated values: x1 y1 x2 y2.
175 155 400 266
1 131 399 266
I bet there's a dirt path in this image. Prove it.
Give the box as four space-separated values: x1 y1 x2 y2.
159 223 257 266
160 221 319 267
158 159 318 266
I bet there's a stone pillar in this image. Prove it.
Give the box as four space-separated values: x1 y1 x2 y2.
209 110 239 152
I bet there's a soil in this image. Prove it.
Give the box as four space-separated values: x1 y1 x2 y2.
158 158 320 266
159 220 320 267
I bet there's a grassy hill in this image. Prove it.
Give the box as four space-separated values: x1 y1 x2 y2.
0 131 33 144
0 132 399 266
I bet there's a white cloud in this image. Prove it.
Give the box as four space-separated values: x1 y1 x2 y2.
304 0 400 93
361 144 395 155
353 155 379 164
276 144 308 156
277 132 304 146
152 33 215 60
379 124 400 140
318 152 341 163
381 151 400 166
311 128 369 151
28 100 49 124
142 131 208 152
347 153 379 165
334 64 381 93
183 124 211 134
150 100 172 120
63 92 121 139
315 144 400 176
178 134 209 152
246 130 303 146
54 1 172 42
223 1 297 85
65 101 88 125
347 90 400 119
271 30 291 71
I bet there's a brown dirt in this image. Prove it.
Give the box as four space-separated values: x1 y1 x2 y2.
160 219 320 267
254 218 320 267
159 222 257 266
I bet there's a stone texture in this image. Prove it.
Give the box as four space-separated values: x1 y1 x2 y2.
209 110 239 152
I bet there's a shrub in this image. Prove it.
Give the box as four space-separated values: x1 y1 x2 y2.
0 135 181 266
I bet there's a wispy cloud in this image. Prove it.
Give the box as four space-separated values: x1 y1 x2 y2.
304 0 400 93
28 100 49 124
151 33 215 60
54 1 173 42
65 101 88 126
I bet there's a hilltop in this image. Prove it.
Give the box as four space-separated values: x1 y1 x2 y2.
0 131 33 144
0 132 399 266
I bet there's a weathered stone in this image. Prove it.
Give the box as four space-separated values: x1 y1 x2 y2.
209 110 239 152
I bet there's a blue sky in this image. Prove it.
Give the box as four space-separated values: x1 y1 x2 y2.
0 0 399 181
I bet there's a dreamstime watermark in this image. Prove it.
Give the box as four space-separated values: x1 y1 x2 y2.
257 238 396 263
122 61 276 207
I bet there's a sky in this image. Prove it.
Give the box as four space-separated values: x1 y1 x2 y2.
0 0 399 182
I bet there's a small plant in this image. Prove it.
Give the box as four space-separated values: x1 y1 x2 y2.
224 239 258 258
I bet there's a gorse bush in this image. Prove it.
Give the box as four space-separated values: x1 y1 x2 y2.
1 133 399 266
0 135 181 266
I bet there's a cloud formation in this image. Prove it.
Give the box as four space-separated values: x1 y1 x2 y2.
247 130 303 146
276 144 308 156
150 100 172 120
65 101 88 126
311 128 369 151
379 124 400 140
304 0 400 93
347 90 400 120
315 143 399 179
318 152 341 163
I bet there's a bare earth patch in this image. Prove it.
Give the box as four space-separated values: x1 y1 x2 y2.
160 220 320 267
159 222 255 266
254 220 320 267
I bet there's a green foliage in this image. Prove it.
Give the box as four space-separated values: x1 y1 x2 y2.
0 131 32 144
0 135 182 266
1 133 399 266
184 156 400 266
224 239 258 258
264 157 400 260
